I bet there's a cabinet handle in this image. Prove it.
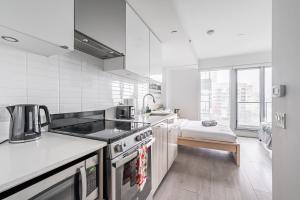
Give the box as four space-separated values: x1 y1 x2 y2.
79 166 87 200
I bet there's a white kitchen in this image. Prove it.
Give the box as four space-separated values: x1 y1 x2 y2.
0 0 299 200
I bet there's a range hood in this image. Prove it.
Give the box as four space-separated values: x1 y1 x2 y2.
74 30 123 59
75 0 126 60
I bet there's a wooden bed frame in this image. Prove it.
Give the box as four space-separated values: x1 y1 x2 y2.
177 136 240 166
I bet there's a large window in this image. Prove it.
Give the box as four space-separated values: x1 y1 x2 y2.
200 66 272 130
237 68 261 128
264 67 272 123
236 67 272 129
200 70 230 126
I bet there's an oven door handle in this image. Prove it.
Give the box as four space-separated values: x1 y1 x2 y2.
113 138 155 168
79 166 87 200
113 151 138 168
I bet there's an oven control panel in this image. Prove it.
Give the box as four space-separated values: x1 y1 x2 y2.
110 128 152 159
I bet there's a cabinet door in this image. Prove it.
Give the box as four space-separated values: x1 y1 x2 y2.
151 124 160 192
151 121 168 193
150 32 162 83
168 118 179 169
126 4 149 78
161 123 168 178
0 0 74 51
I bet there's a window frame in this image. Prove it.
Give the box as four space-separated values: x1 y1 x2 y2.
235 66 271 130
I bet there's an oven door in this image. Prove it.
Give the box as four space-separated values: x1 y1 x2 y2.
5 161 89 200
110 139 154 200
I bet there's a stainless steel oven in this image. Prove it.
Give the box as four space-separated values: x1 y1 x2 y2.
108 138 154 200
4 154 100 200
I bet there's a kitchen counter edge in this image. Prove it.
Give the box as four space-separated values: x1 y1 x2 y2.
0 132 107 193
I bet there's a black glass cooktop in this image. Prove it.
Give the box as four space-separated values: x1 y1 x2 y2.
52 120 150 143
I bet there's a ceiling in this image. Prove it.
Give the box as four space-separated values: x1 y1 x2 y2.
127 0 271 65
173 0 272 59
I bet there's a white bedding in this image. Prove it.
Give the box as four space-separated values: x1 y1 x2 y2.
179 120 237 143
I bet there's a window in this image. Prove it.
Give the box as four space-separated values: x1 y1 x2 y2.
200 70 230 126
237 69 261 128
264 67 272 123
236 67 272 129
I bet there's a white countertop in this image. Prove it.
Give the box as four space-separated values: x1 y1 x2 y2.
107 113 177 126
133 113 177 125
0 132 107 193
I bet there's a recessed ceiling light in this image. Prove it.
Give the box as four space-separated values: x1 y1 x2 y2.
1 36 18 42
82 38 89 43
109 51 114 54
171 30 178 34
206 29 215 35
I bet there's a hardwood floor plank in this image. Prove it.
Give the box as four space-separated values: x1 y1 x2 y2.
153 137 272 200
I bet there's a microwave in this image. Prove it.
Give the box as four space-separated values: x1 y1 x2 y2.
4 153 100 200
116 106 135 119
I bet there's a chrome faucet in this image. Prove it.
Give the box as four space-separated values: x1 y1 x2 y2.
142 93 156 114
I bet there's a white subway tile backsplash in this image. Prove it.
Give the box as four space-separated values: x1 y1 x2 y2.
60 103 82 113
27 53 59 113
0 45 152 120
0 47 27 90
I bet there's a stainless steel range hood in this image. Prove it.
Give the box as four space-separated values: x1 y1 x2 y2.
74 30 123 59
75 0 126 60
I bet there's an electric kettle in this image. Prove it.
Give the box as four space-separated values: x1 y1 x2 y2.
6 104 51 143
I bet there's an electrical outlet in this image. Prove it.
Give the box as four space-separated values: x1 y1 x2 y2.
274 112 286 129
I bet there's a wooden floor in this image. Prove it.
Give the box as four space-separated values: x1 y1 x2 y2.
153 137 272 200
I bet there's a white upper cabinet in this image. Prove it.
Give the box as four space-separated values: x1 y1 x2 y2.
126 4 150 78
75 0 126 54
150 32 162 83
0 0 74 55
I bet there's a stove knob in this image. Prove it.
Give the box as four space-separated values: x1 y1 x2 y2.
114 144 123 153
141 133 146 139
135 135 142 141
147 130 152 136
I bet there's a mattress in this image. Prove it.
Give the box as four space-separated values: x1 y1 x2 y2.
179 120 237 143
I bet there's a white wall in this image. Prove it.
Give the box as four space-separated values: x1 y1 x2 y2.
0 44 149 141
198 51 272 70
273 0 300 199
166 68 199 120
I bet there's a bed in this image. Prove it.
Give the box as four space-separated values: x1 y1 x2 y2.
177 120 240 166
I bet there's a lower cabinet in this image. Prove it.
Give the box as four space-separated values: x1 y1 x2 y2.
152 120 168 192
152 116 179 193
167 118 179 170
